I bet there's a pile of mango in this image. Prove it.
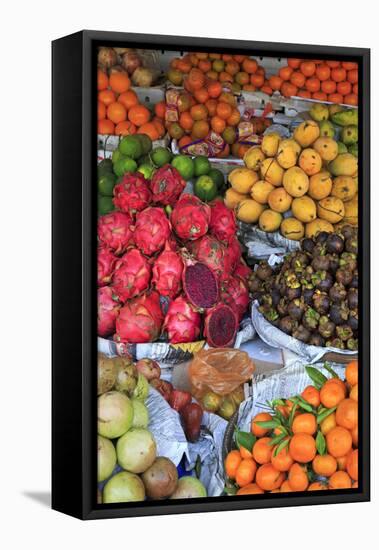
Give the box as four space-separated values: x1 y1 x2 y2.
224 105 358 241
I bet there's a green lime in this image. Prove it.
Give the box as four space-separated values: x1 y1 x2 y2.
111 149 125 164
194 175 218 202
138 154 152 166
97 158 113 176
171 154 195 180
193 155 211 177
208 168 225 189
118 135 143 159
137 163 155 179
98 172 116 196
113 157 137 177
151 147 173 167
98 195 115 216
137 134 153 155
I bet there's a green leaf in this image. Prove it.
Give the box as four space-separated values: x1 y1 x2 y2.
254 419 281 430
305 366 328 389
224 480 238 495
274 437 290 457
235 429 256 451
297 399 314 413
288 401 299 429
316 431 327 455
317 406 337 424
321 362 339 379
268 432 286 446
272 398 286 406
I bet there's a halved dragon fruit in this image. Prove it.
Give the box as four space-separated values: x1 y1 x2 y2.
98 286 121 337
182 258 219 310
152 241 183 299
98 211 133 255
204 304 238 348
114 291 163 343
111 248 151 302
98 246 117 287
163 295 201 343
190 234 233 280
134 207 171 256
171 194 211 241
221 276 250 321
150 165 186 206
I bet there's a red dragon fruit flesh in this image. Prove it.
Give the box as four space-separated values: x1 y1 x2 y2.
221 276 250 321
98 246 117 287
98 286 121 337
150 165 186 206
152 241 183 299
114 291 164 343
113 172 152 214
209 199 237 243
182 259 219 310
163 296 201 343
190 235 233 280
171 194 211 241
98 211 133 255
134 207 171 256
204 304 238 348
111 248 151 302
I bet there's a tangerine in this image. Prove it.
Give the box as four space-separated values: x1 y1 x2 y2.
107 101 127 124
326 426 352 458
337 81 352 96
98 89 116 107
289 433 316 463
344 94 358 106
312 91 328 101
250 73 265 88
251 412 272 437
252 437 272 464
179 111 194 132
225 449 242 479
351 425 358 447
290 71 306 88
242 58 258 74
205 99 218 116
315 64 331 81
279 66 293 81
300 61 316 77
346 449 358 481
154 100 166 119
320 379 346 408
235 458 257 487
329 470 352 489
292 413 317 435
137 122 159 141
109 72 131 93
256 463 284 491
336 398 358 430
114 120 136 136
328 93 344 104
190 104 208 121
350 384 358 402
128 105 151 127
271 444 294 472
312 454 337 477
236 483 264 495
227 108 241 126
97 69 109 91
305 77 321 93
269 75 283 91
280 480 293 492
331 67 346 82
308 481 328 491
210 115 226 134
288 463 309 491
216 102 233 120
301 386 321 408
345 361 358 386
320 412 337 436
118 90 139 110
347 69 358 84
194 88 209 104
288 58 302 69
98 100 106 120
191 120 210 140
98 119 115 135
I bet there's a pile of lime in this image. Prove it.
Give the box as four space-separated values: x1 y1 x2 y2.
171 154 225 202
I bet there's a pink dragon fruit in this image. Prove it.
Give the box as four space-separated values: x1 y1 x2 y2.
221 276 250 321
209 199 237 243
163 296 201 343
182 257 219 310
227 235 242 271
113 172 152 214
114 291 163 343
98 246 117 287
98 211 133 255
98 286 121 337
204 304 238 348
171 194 211 241
234 259 252 281
190 235 233 280
111 248 151 302
152 241 183 298
134 207 171 256
150 165 186 206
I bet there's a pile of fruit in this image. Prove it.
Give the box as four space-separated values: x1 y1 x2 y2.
252 226 358 350
97 354 207 503
98 136 251 347
224 361 358 495
309 102 358 157
224 106 358 241
265 59 358 105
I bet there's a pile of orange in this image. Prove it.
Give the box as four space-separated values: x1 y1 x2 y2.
224 360 359 495
167 52 267 94
97 68 165 140
268 59 358 105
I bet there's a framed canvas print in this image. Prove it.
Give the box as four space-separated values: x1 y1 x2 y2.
52 30 370 520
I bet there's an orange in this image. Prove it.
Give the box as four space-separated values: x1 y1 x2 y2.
216 102 233 120
312 91 328 101
240 445 253 459
235 71 250 86
305 77 321 93
342 62 358 71
107 101 127 124
128 105 150 127
216 143 230 158
344 94 358 106
179 111 194 132
250 73 265 88
315 64 331 81
191 120 210 140
189 54 199 66
256 463 284 491
97 69 109 91
194 87 209 104
292 413 317 435
177 59 192 73
98 119 115 135
222 54 233 62
320 379 346 408
218 91 237 107
242 58 258 74
205 99 218 116
236 144 250 159
235 458 257 487
206 70 219 81
320 412 337 436
326 61 340 69
137 122 159 141
187 68 205 90
321 80 337 94
225 60 240 76
331 67 346 82
312 454 337 477
352 481 359 489
346 449 358 481
288 58 302 69
301 386 321 408
236 482 264 495
345 361 358 386
280 480 293 492
227 108 241 126
98 89 116 107
279 66 293 81
271 444 294 472
350 384 358 402
170 58 180 69
326 426 353 458
329 471 352 489
290 71 306 88
178 135 192 149
288 463 309 491
252 437 272 464
337 81 352 96
297 90 312 99
328 93 344 104
210 115 226 134
177 93 192 113
353 84 358 94
233 54 247 64
209 53 221 60
336 454 348 471
251 412 272 437
300 61 316 77
109 71 131 94
347 69 358 84
152 118 165 138
289 433 316 463
198 59 212 72
219 71 233 83
224 449 242 479
268 76 283 91
167 122 184 140
98 100 106 120
308 482 328 491
207 81 222 99
195 52 209 60
115 120 137 136
281 82 298 98
118 90 139 110
351 424 358 447
190 104 208 121
336 398 358 430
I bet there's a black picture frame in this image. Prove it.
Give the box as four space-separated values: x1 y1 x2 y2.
52 30 370 520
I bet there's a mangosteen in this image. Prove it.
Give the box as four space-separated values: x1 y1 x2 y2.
336 324 354 342
256 261 273 281
325 233 344 255
348 309 359 332
286 286 302 301
313 242 327 257
279 316 298 335
271 288 281 307
312 291 330 315
329 283 347 304
301 265 315 284
347 338 358 351
248 272 263 293
314 270 334 292
336 268 353 287
328 254 340 274
350 270 358 289
301 237 315 255
318 316 336 339
329 302 349 325
347 288 358 309
287 298 306 321
339 224 355 240
260 306 279 324
293 325 311 343
251 291 263 302
339 252 357 272
277 297 289 317
291 253 309 271
303 286 315 305
260 293 273 307
345 236 358 255
302 307 320 331
315 231 330 244
311 254 330 272
309 333 326 347
326 338 345 350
